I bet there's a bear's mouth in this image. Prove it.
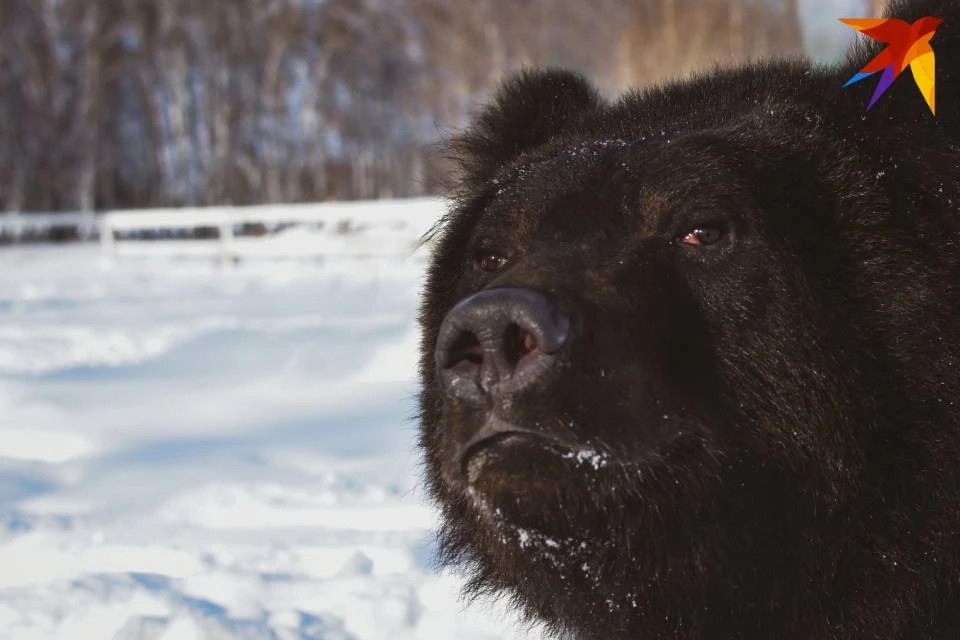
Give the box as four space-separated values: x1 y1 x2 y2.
457 419 572 482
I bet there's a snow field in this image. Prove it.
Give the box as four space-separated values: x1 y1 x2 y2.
0 213 537 639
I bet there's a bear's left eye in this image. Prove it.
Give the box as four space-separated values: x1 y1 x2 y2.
679 226 726 247
475 251 509 272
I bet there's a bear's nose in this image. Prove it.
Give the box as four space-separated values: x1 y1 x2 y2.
435 288 570 403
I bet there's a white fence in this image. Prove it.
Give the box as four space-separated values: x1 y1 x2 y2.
0 212 100 241
1 198 447 260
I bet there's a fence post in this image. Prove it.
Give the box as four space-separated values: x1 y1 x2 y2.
11 213 23 243
219 212 234 262
99 213 115 255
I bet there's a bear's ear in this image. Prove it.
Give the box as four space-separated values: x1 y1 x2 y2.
452 68 602 187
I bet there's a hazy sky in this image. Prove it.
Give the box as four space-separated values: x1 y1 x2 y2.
799 0 865 62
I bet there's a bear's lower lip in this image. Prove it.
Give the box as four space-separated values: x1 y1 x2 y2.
459 427 568 482
462 432 542 481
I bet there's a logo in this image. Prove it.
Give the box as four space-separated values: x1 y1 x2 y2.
840 16 942 115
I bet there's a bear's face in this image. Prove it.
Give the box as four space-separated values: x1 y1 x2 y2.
421 110 868 593
417 67 960 636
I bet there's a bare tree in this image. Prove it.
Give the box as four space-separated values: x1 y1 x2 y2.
0 0 813 213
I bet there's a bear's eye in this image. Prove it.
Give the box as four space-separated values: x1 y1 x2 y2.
475 251 509 272
679 226 725 247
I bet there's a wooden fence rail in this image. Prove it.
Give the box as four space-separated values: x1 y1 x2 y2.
0 198 445 259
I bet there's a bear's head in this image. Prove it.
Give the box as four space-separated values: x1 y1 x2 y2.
418 65 960 638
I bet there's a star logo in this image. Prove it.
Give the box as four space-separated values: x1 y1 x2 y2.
840 16 942 115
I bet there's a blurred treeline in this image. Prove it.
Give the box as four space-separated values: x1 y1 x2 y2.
0 0 880 212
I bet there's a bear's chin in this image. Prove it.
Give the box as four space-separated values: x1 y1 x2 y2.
462 437 619 533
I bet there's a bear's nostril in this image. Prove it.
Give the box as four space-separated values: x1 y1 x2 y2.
445 331 484 370
503 324 539 368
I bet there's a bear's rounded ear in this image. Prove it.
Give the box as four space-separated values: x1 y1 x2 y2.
452 68 602 186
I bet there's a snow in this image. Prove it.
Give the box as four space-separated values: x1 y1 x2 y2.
562 449 610 470
0 204 539 639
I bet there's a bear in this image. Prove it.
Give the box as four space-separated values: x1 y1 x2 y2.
417 0 960 637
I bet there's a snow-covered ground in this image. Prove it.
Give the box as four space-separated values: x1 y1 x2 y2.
0 210 538 639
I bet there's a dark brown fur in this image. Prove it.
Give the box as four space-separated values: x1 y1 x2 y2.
418 1 960 637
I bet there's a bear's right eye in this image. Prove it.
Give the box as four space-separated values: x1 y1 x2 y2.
677 225 728 247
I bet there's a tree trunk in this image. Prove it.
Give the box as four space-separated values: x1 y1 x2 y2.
781 0 805 58
77 2 100 211
729 0 745 61
662 0 678 67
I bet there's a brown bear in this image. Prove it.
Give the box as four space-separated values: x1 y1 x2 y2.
418 0 960 637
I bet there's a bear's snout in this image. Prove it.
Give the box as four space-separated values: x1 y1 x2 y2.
434 287 570 403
